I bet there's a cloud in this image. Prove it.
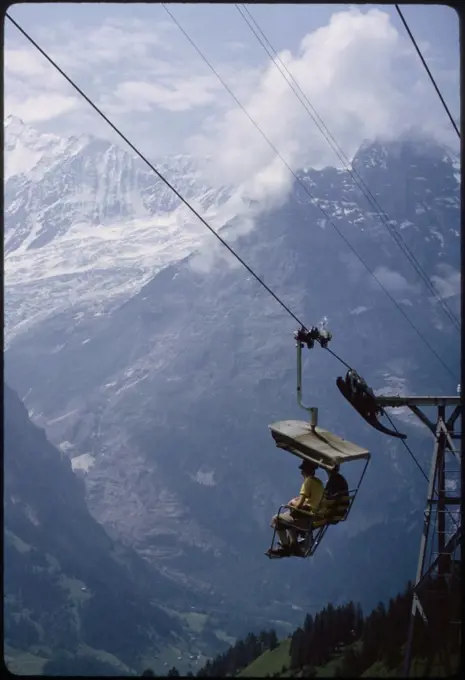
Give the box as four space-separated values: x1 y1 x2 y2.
4 6 459 207
4 34 82 123
36 17 176 72
112 75 222 113
225 40 247 53
5 93 81 123
4 13 250 141
189 7 459 206
5 47 51 77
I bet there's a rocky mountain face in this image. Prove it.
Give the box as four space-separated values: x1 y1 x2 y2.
4 382 193 673
4 118 460 635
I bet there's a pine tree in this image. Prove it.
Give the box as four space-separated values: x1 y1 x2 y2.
269 629 278 650
355 603 364 637
303 613 314 633
290 627 305 669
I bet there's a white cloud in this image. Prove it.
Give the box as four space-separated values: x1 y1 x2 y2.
4 6 459 205
189 7 459 206
5 47 50 77
112 75 222 113
38 17 176 72
5 93 81 123
4 14 250 140
4 39 79 124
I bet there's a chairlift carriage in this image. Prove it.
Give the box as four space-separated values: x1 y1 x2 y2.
266 327 371 559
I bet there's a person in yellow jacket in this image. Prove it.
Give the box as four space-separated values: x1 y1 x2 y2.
269 460 324 557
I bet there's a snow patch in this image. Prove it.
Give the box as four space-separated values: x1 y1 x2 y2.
59 441 74 453
193 468 216 486
430 228 444 249
24 505 40 526
5 141 43 181
376 373 422 429
399 220 414 230
47 409 79 426
71 453 95 472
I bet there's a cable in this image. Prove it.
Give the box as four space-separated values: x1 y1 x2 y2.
235 3 460 332
383 410 429 481
5 13 307 333
324 346 354 372
382 409 459 529
395 4 460 140
6 16 458 505
8 12 457 382
236 2 460 332
161 4 457 380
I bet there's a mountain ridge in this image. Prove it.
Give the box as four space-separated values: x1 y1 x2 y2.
5 121 460 633
4 381 185 672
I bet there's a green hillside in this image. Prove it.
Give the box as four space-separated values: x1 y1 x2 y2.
237 641 460 679
156 575 460 679
237 639 291 677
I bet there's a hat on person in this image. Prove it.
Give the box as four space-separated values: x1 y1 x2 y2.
299 459 318 473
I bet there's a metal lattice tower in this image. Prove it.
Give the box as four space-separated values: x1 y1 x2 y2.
376 396 462 676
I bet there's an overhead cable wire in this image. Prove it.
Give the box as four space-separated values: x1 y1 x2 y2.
6 15 456 495
395 4 460 140
235 2 460 332
160 4 457 380
5 14 307 332
383 410 429 481
7 12 457 382
382 409 459 529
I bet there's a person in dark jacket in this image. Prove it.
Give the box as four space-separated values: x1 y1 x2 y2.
322 465 350 524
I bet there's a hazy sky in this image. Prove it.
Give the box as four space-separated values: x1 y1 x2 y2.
5 2 460 190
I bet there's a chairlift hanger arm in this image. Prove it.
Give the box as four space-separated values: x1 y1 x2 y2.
295 325 333 427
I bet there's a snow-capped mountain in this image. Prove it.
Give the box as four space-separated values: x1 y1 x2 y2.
4 117 242 346
4 118 460 628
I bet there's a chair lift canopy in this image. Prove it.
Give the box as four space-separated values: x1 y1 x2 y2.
269 419 370 471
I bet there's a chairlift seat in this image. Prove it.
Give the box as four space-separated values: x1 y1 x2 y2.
266 422 370 560
266 331 371 561
269 420 370 470
266 504 330 559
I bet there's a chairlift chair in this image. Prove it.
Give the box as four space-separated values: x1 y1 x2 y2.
266 328 371 559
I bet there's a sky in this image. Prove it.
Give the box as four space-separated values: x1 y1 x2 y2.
4 2 460 196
